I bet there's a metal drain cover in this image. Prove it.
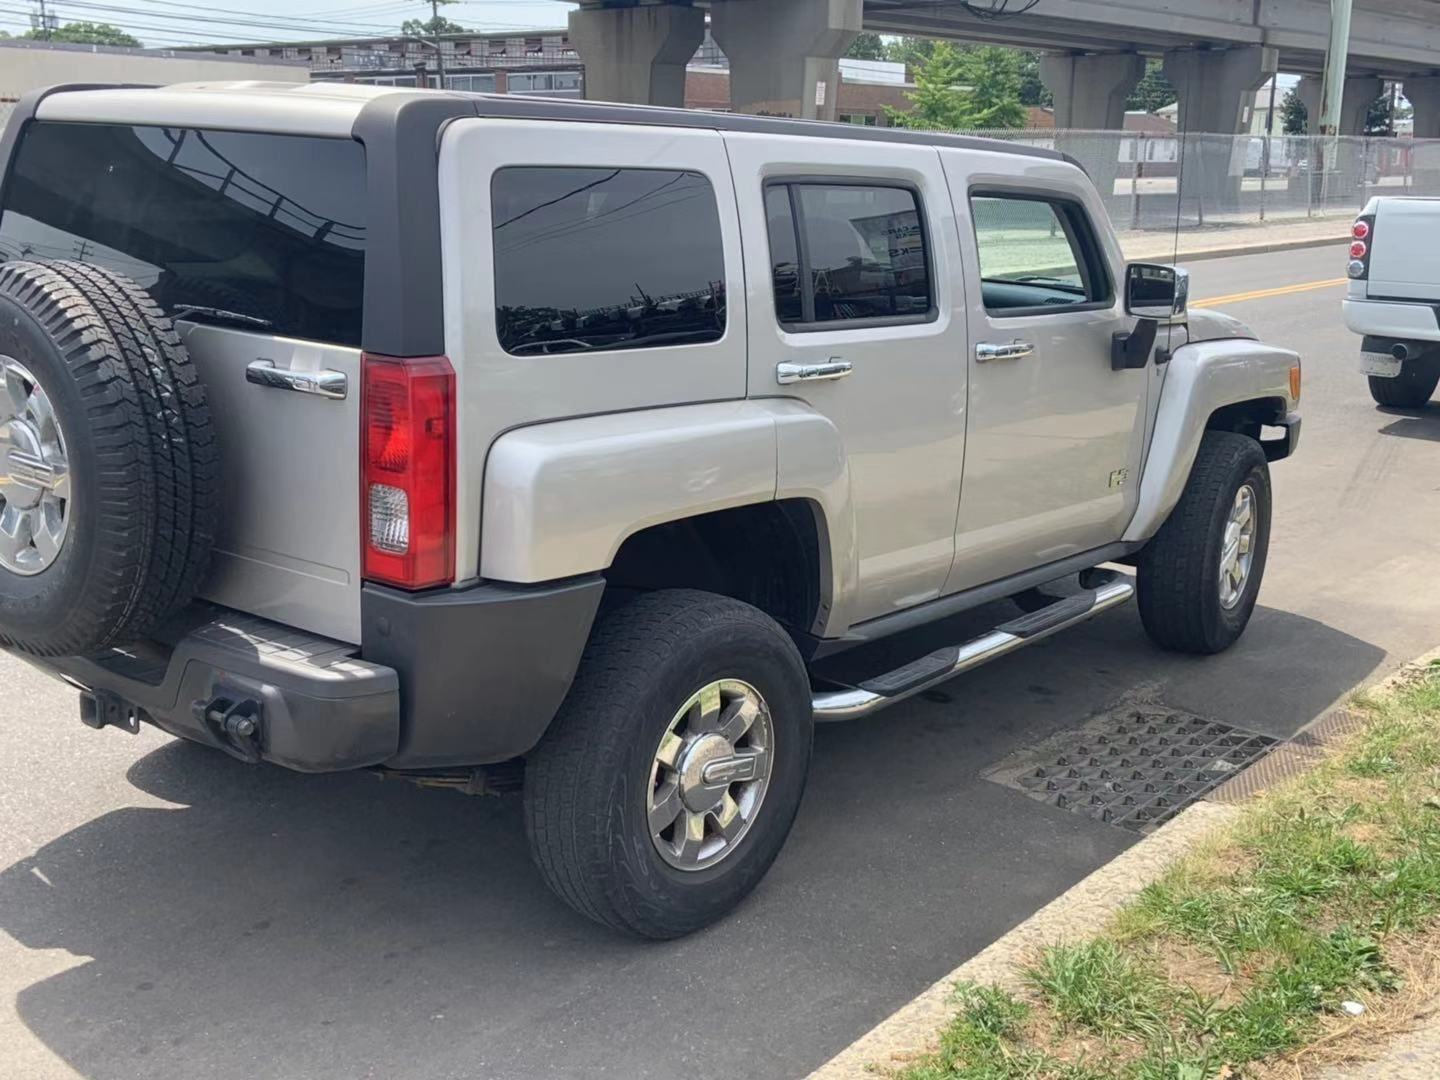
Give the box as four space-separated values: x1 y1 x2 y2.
985 705 1280 834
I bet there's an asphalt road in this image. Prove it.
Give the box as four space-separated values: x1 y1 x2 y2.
3 244 1437 1080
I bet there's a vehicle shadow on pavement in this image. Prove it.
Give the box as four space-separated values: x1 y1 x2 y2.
1377 408 1440 443
0 604 1387 1080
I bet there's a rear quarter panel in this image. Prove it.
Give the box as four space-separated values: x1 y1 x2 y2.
437 118 749 583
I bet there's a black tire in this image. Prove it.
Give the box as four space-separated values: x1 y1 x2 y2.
1368 364 1439 408
0 261 218 656
524 590 813 939
1136 431 1271 655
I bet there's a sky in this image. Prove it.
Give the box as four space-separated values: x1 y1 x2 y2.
0 0 578 49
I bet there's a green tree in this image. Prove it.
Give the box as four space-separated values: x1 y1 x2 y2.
25 21 140 46
887 42 1026 132
1364 92 1393 136
1016 50 1051 108
1281 87 1307 135
1126 58 1176 113
402 15 467 36
961 46 1027 128
845 32 886 61
884 36 934 70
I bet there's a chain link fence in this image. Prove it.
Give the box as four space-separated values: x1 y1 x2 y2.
970 129 1440 233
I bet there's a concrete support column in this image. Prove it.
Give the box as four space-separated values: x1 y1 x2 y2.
1296 74 1384 135
1406 77 1440 139
567 4 705 108
710 0 862 121
1040 52 1145 131
1295 74 1384 208
1402 77 1440 192
1163 45 1278 216
1040 52 1144 205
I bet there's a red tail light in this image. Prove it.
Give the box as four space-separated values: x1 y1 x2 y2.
1348 214 1375 280
361 353 455 590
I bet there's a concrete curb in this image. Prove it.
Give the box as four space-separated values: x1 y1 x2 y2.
807 650 1440 1080
805 800 1241 1080
1127 233 1348 265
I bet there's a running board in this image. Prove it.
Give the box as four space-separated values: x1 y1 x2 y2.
811 576 1135 722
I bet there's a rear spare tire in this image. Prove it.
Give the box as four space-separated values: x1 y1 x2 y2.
0 261 218 656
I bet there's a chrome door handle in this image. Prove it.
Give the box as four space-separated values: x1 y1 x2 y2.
975 340 1035 363
776 359 853 385
246 360 348 401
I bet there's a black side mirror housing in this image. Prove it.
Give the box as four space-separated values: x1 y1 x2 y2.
1113 263 1188 371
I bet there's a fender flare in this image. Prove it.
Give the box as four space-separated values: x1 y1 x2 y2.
1124 337 1299 544
479 399 856 636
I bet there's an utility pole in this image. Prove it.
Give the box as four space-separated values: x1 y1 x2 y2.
1316 0 1355 207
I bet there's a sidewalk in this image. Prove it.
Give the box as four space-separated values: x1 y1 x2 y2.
1116 214 1348 263
1320 1009 1440 1079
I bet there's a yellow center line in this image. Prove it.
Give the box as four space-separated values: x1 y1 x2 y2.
1190 277 1348 308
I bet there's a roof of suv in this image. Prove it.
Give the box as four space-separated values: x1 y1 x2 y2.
29 80 1066 163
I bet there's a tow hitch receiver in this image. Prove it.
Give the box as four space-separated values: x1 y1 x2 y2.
192 693 264 764
79 690 143 734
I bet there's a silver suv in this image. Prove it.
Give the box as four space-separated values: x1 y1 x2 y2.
0 82 1301 938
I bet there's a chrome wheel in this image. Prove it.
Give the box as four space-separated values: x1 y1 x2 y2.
647 679 774 872
1218 483 1256 610
0 356 70 577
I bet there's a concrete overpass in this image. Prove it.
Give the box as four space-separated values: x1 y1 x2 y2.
566 0 1440 140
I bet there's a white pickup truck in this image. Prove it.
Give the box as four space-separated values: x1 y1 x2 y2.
1344 196 1440 407
0 82 1302 938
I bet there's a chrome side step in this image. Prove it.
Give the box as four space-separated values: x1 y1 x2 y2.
812 575 1135 722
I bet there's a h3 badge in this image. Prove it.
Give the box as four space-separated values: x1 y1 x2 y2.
1108 468 1130 489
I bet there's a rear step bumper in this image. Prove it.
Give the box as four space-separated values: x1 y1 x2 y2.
812 575 1135 722
17 605 401 771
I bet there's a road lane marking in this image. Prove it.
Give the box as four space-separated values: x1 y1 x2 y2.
1190 277 1348 308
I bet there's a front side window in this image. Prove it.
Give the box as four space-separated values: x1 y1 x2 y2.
0 122 366 345
970 194 1110 314
765 181 932 328
492 166 727 355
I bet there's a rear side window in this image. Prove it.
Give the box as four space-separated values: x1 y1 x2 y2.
0 122 366 346
765 181 933 328
492 166 727 356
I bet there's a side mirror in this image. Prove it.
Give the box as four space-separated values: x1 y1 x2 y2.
1125 263 1189 320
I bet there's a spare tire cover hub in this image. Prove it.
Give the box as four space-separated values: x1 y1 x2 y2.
0 355 70 576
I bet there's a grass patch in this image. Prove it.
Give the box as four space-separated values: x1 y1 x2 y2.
895 662 1440 1080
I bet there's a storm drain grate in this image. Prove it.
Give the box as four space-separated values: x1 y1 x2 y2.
994 708 1280 834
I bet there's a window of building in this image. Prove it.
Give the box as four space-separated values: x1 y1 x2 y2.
492 166 726 356
969 193 1111 314
447 74 497 93
764 181 933 328
0 122 367 346
838 114 878 126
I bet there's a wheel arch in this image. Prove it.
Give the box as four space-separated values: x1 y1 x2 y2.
605 498 829 641
1124 338 1297 544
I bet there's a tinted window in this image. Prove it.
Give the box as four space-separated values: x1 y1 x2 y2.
971 194 1108 313
765 186 803 323
492 167 727 356
0 122 367 346
765 182 931 327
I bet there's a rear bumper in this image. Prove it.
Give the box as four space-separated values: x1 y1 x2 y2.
17 607 400 772
1343 298 1440 342
13 575 605 773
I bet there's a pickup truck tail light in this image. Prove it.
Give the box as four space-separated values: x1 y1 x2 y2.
361 353 456 590
1348 215 1374 279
